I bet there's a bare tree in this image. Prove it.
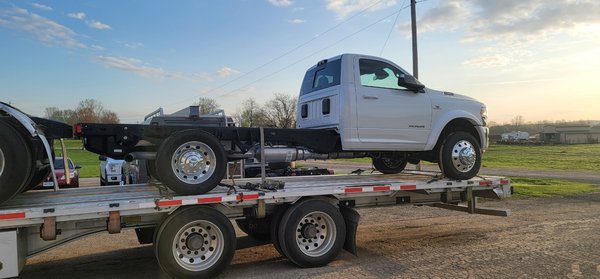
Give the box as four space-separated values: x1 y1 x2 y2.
195 97 219 114
44 99 120 125
44 107 74 123
264 93 297 128
511 115 524 129
237 98 268 127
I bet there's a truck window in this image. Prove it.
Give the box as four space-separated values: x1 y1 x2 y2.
359 59 409 91
300 59 341 96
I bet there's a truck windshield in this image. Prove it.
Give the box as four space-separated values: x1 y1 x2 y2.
300 59 341 96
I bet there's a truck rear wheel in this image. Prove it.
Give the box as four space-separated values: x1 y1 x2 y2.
372 157 407 174
277 199 346 267
438 131 481 180
156 130 226 195
155 206 235 278
0 120 33 204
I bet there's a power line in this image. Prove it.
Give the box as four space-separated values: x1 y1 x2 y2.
218 4 413 98
379 0 407 56
163 0 388 109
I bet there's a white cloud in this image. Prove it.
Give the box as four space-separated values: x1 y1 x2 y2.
95 56 186 79
217 67 240 77
405 0 600 68
290 19 305 24
123 42 144 49
90 44 105 51
88 20 111 30
68 12 86 20
326 0 396 19
31 3 52 11
268 0 293 7
0 7 85 49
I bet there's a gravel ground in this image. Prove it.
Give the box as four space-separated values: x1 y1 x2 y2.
20 192 600 279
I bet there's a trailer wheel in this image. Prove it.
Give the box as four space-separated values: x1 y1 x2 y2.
155 206 235 278
270 204 290 256
235 217 271 241
438 131 481 180
372 157 407 174
0 120 34 204
156 130 226 195
277 199 346 267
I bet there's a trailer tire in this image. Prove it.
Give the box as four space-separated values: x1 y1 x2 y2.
155 206 235 278
270 204 290 256
277 199 346 267
22 165 51 192
372 157 407 174
438 131 481 180
0 120 34 204
156 130 226 195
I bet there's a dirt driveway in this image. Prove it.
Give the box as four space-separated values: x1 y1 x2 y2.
20 191 600 279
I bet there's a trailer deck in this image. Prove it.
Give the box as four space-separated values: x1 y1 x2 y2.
0 171 511 278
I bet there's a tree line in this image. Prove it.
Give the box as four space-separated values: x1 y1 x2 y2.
196 94 298 128
44 99 120 125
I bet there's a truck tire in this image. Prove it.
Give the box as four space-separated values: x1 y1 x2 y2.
438 131 481 180
146 159 160 181
22 165 51 192
277 199 346 267
372 157 407 174
154 206 235 278
0 120 34 204
235 217 272 241
156 130 226 195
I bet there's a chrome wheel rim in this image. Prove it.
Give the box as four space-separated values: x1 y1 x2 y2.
172 220 224 272
0 147 4 177
171 141 216 184
295 211 336 257
451 140 477 173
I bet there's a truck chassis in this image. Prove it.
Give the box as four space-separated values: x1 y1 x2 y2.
0 172 511 278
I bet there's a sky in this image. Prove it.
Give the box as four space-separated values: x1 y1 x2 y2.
0 0 599 124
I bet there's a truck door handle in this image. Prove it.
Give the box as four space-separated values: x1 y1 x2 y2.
363 95 379 100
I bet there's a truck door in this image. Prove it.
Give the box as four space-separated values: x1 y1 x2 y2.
355 58 432 149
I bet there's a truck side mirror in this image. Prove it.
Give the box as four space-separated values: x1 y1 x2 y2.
398 74 425 92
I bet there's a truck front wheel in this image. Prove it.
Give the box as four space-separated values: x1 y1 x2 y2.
438 131 481 180
372 157 407 174
156 130 226 195
0 120 33 204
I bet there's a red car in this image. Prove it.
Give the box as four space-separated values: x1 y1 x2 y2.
41 157 81 188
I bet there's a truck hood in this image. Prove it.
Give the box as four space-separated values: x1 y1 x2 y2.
427 88 481 104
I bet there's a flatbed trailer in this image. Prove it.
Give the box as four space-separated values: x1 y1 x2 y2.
0 171 511 278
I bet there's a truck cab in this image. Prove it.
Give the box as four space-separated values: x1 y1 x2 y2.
297 53 488 152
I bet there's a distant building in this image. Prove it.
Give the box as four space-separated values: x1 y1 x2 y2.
500 131 530 142
540 125 600 144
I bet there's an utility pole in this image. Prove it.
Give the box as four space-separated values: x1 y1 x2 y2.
410 0 422 171
411 0 418 79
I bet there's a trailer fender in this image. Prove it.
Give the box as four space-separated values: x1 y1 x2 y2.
339 204 360 256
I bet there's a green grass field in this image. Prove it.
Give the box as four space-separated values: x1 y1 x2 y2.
510 177 598 197
340 144 600 172
483 144 600 171
53 139 99 178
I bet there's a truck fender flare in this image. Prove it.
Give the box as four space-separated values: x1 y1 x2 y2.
0 102 38 137
424 110 483 151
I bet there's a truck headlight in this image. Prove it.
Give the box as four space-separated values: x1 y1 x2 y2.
108 164 120 173
480 106 488 126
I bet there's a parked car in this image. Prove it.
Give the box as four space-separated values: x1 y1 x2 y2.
99 156 140 185
40 157 80 188
99 156 125 186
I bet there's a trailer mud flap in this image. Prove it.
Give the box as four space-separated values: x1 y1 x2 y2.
339 204 360 256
